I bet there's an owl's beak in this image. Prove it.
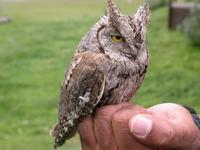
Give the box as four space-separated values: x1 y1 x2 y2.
107 0 122 24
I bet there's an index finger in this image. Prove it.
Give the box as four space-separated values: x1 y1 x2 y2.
93 102 132 150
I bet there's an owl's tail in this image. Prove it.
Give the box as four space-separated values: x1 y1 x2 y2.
50 119 78 149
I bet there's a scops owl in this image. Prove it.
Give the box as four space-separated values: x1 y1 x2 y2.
51 0 150 148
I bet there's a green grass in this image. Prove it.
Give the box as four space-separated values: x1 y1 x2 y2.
0 0 200 149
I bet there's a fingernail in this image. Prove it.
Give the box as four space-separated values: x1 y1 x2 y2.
129 115 152 138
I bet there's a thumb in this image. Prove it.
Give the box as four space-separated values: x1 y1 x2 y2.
128 113 196 149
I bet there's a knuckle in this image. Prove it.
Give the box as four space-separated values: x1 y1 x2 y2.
94 106 113 121
94 103 132 120
113 109 129 122
112 109 129 124
112 105 146 124
95 106 111 116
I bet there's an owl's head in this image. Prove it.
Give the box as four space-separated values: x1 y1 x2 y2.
78 0 150 62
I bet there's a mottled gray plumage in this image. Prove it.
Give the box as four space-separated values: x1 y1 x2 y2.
51 0 150 148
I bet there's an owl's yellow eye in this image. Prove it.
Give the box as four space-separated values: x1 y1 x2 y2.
111 35 124 43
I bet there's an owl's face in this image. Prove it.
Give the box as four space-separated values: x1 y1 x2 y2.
78 0 150 62
98 26 136 60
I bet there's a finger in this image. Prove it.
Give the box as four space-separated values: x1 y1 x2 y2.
129 103 199 149
94 102 131 150
112 105 153 150
78 116 98 150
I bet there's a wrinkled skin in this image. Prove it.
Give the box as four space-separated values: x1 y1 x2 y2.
78 103 200 150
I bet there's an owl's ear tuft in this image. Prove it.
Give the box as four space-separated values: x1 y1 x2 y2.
134 3 150 27
107 0 121 24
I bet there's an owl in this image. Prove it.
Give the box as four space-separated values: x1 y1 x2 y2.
51 0 150 148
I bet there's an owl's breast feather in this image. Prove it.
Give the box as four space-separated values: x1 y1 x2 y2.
73 51 147 105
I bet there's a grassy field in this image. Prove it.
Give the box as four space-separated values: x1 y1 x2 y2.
0 0 200 149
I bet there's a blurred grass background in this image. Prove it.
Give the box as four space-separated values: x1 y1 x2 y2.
0 0 200 149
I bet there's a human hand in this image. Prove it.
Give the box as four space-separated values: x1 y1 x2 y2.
78 102 200 150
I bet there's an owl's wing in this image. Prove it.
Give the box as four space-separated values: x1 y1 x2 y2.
51 53 106 148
